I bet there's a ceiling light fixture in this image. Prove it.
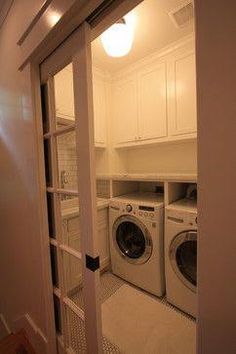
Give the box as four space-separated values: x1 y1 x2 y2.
101 12 136 58
47 10 62 27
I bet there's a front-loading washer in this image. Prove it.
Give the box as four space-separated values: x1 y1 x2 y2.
109 192 165 297
165 198 197 317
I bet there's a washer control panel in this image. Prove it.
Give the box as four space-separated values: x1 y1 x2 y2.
138 211 155 219
122 203 157 219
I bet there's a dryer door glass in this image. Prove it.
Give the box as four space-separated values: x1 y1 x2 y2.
116 221 146 259
176 239 197 286
170 230 197 292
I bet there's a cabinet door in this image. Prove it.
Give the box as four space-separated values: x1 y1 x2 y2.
112 74 138 144
64 216 82 292
54 64 75 121
93 74 107 146
138 62 167 140
67 235 82 290
169 51 197 136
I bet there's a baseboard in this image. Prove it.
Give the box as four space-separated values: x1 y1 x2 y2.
0 313 11 339
13 313 48 353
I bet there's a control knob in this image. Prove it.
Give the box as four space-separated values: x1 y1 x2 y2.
126 204 133 212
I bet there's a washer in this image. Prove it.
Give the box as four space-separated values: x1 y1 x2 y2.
109 192 165 297
165 198 197 317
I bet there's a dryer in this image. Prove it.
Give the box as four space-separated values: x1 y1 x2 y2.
109 192 165 296
165 199 197 317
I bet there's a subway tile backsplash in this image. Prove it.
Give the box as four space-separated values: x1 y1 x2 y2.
57 130 78 191
96 180 110 198
57 129 110 198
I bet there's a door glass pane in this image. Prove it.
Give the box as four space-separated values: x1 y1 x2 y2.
54 64 75 128
176 240 197 286
62 250 84 310
60 194 81 252
65 305 87 353
57 130 78 192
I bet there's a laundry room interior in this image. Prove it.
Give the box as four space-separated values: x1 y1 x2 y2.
46 0 198 352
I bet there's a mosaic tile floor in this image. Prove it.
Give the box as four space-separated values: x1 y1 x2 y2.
67 271 195 353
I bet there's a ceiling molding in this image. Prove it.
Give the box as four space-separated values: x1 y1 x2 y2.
0 0 14 29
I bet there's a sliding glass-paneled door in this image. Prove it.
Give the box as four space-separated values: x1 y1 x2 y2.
40 23 102 354
38 1 143 352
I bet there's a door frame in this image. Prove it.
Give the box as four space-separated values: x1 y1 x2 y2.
29 1 143 353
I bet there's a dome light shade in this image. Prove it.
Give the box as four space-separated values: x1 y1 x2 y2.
101 13 135 57
47 10 62 27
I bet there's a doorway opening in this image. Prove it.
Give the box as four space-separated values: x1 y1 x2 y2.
40 0 197 352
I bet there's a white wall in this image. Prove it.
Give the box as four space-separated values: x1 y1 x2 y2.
0 0 56 352
195 0 236 353
127 141 197 174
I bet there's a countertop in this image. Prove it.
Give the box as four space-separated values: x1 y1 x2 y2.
96 173 197 183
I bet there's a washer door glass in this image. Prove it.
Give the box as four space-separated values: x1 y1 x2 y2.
170 231 197 292
116 221 146 259
113 215 152 264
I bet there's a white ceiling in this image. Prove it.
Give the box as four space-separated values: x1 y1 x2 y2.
92 0 194 73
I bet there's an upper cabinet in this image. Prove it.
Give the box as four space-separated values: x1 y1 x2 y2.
113 63 167 146
168 50 197 137
93 71 108 147
138 62 167 141
113 74 138 144
53 39 196 150
54 66 75 121
54 65 107 147
112 39 197 148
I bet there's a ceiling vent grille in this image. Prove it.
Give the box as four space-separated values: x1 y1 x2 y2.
169 1 194 28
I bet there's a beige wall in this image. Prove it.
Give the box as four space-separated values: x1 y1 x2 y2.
0 0 55 352
195 0 236 353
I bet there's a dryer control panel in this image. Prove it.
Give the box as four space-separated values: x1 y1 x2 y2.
166 209 197 227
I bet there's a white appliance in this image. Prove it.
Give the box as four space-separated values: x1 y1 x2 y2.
109 192 165 296
165 199 197 317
